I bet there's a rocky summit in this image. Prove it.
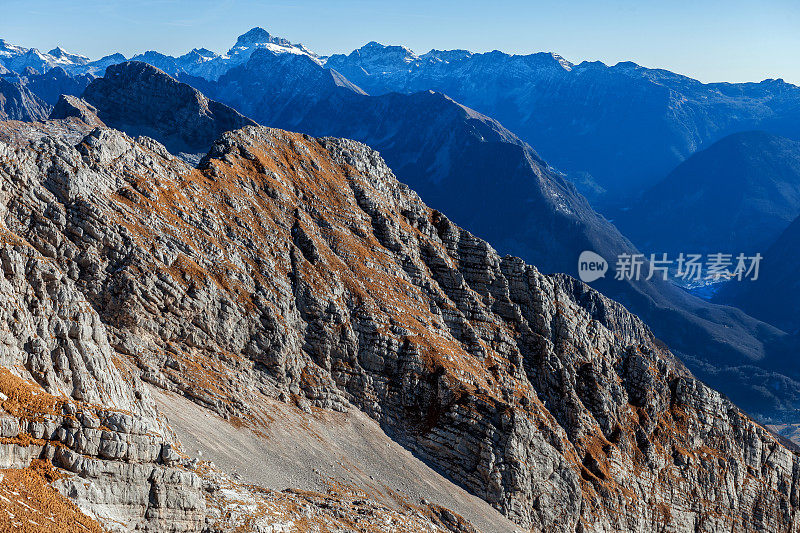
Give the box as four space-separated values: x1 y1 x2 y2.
81 61 257 158
0 115 798 532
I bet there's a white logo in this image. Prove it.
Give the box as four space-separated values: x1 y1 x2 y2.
578 251 608 283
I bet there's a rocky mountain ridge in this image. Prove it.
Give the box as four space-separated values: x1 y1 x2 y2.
0 117 484 532
19 57 791 424
80 61 257 158
0 115 798 530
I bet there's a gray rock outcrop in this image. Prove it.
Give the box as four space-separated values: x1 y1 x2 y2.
49 94 104 126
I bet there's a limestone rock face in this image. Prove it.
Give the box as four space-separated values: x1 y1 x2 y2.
0 122 798 531
0 122 472 533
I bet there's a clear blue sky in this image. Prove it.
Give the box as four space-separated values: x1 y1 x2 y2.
1 0 799 84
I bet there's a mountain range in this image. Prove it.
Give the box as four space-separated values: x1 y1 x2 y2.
5 29 800 208
325 42 800 205
3 26 798 419
2 26 800 532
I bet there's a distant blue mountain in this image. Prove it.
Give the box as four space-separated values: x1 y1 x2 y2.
719 213 800 334
0 76 49 120
326 43 800 206
618 131 800 256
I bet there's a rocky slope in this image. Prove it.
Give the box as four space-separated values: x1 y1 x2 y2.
49 94 104 126
81 62 256 158
0 118 476 533
619 131 800 256
1 116 798 531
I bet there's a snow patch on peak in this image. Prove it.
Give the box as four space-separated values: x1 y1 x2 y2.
421 49 472 63
0 39 26 54
0 38 99 74
48 46 88 60
549 52 573 71
359 41 418 61
48 47 90 65
191 48 217 58
231 27 292 50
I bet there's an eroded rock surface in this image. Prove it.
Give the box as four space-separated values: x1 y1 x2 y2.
0 121 798 531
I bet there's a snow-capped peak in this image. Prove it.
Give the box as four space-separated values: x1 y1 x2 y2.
549 52 573 71
225 27 321 70
230 27 292 52
359 41 419 62
48 46 90 65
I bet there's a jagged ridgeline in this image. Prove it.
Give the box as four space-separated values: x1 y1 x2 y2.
0 116 798 532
